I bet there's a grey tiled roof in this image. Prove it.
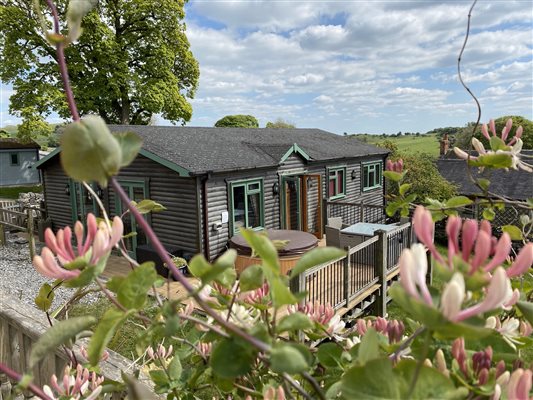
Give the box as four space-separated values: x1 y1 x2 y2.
437 150 533 200
0 138 40 149
108 126 388 174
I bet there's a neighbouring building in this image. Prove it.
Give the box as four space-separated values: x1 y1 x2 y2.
0 138 41 186
35 126 389 260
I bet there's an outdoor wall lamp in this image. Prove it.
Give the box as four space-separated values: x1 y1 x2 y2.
64 184 70 196
272 182 280 196
96 186 104 198
351 170 357 180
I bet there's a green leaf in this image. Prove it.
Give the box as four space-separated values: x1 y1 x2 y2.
475 153 513 169
358 328 380 364
276 312 314 333
383 170 403 182
445 196 473 208
516 301 533 326
501 225 523 241
88 307 128 366
290 247 345 277
210 338 256 379
270 343 309 374
482 207 495 221
132 199 166 214
317 342 344 368
60 116 122 186
342 358 400 399
240 229 280 275
116 262 158 309
167 356 182 381
148 370 168 387
188 254 211 278
399 183 411 196
489 136 509 151
239 264 264 291
35 283 54 312
30 316 96 367
122 373 159 400
189 251 236 286
269 276 297 307
115 131 142 167
386 201 401 217
477 178 491 191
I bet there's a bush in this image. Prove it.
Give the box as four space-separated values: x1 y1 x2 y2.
214 114 259 128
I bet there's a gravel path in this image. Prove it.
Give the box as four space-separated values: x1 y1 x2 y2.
0 233 102 309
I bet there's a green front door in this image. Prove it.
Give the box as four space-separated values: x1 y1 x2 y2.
115 180 149 258
70 181 98 223
281 176 301 230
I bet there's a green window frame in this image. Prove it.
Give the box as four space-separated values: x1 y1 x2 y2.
69 180 99 223
229 178 265 235
9 153 19 166
362 162 383 191
328 167 346 200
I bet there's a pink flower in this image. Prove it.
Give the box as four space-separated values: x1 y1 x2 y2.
507 368 532 400
264 386 286 400
241 283 270 305
413 206 443 264
354 317 405 343
197 342 212 358
386 159 404 173
506 243 533 278
482 118 523 146
398 243 433 305
43 364 103 400
33 213 123 280
288 301 345 334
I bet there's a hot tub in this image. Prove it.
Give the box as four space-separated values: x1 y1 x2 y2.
229 229 319 275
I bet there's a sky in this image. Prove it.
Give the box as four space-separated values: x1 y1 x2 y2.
1 0 532 135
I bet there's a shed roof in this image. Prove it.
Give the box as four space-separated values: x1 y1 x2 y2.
0 138 40 150
437 150 533 200
37 126 388 175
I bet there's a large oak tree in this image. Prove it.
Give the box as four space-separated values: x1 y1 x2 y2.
0 0 199 135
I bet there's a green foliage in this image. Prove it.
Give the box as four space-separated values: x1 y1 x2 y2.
214 114 259 128
0 185 42 199
456 116 533 150
265 118 295 128
16 109 53 143
0 0 199 131
107 262 159 310
396 153 457 202
35 283 55 312
88 307 130 366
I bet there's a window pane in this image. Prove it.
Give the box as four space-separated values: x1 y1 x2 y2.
329 178 336 196
10 154 18 165
363 167 368 188
233 185 246 230
133 187 147 246
247 192 261 228
248 182 260 191
369 170 375 187
337 170 344 194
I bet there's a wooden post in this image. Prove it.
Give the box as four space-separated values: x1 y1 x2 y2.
426 248 433 285
322 197 328 233
27 209 35 261
344 246 350 307
359 201 364 223
375 230 388 317
0 224 5 246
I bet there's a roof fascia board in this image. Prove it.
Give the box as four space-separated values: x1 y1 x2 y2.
279 143 311 163
139 149 191 177
33 147 61 169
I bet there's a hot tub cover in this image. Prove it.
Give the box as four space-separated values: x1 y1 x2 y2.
230 229 318 256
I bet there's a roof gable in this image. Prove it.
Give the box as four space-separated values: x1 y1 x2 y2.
280 143 311 163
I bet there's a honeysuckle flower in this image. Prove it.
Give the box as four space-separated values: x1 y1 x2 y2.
507 368 532 400
452 338 468 377
197 342 212 358
482 118 522 146
435 349 449 378
386 159 404 173
485 317 530 350
241 282 270 305
288 301 345 335
221 303 260 329
398 243 433 304
413 206 444 264
79 346 109 363
264 386 286 400
506 243 533 278
147 344 173 361
33 213 123 280
472 347 492 377
354 317 405 343
43 364 103 400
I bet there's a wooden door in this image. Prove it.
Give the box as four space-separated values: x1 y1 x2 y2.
282 176 301 230
302 174 323 239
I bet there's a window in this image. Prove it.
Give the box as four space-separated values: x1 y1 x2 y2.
328 167 346 199
230 179 264 234
363 162 382 191
10 153 19 166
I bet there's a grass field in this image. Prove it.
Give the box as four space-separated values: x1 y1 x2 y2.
351 133 441 156
0 185 42 199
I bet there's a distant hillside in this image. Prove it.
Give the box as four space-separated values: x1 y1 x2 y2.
350 133 441 156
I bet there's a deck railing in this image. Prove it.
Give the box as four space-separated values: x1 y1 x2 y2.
0 295 155 400
324 200 387 226
291 223 424 317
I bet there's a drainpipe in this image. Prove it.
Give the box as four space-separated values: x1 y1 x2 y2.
201 172 211 261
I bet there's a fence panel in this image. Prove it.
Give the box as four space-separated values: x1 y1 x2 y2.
348 236 379 299
386 223 412 271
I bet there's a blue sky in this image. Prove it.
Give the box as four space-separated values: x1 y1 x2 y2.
1 0 532 135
